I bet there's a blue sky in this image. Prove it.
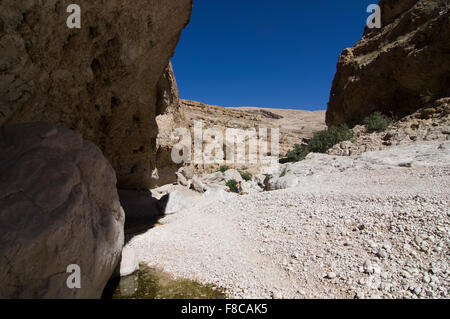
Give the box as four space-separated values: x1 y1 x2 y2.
172 0 376 111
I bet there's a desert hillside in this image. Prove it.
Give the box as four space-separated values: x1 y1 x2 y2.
154 99 326 186
182 100 326 157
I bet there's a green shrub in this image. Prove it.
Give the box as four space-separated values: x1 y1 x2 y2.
308 124 354 153
285 144 309 163
364 112 391 132
239 171 252 182
284 124 354 163
219 165 230 173
226 179 239 193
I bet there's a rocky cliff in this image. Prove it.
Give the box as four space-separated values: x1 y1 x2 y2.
154 99 326 186
0 0 193 189
326 0 450 126
154 62 187 187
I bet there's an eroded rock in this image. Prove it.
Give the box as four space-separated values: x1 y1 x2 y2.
0 122 124 298
0 0 193 189
326 0 450 126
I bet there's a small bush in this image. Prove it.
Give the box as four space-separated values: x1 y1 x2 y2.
284 124 354 163
226 179 239 193
364 112 391 132
308 124 354 153
285 144 309 163
239 171 252 182
219 165 230 173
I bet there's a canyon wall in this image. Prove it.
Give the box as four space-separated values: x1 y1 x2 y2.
155 99 326 184
326 0 450 126
0 0 193 189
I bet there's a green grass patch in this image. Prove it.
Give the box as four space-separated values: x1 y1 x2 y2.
239 171 252 182
226 179 239 193
218 165 230 173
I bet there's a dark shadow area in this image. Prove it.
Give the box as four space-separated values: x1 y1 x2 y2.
101 274 121 299
102 189 170 298
118 189 168 244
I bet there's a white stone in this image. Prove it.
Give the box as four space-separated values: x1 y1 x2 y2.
224 169 243 183
120 246 139 277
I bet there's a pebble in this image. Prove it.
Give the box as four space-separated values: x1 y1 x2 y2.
356 291 365 299
422 274 431 284
414 287 422 295
326 272 337 279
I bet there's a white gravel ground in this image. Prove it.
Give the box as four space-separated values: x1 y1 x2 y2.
127 142 449 299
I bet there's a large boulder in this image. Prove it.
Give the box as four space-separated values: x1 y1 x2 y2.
176 172 190 187
326 0 450 126
0 0 193 189
241 181 263 194
0 123 125 298
190 175 207 193
119 246 139 277
202 188 235 202
266 173 299 191
224 169 244 183
163 190 194 215
202 171 225 185
254 174 267 188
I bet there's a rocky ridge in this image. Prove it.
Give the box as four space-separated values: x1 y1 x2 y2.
326 0 450 126
328 98 450 156
154 98 326 186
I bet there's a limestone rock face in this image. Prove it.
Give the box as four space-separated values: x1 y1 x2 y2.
0 123 125 298
156 99 326 180
326 0 450 126
154 62 187 187
0 0 193 189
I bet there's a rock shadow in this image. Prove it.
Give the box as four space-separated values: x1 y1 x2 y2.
118 189 169 244
102 189 169 299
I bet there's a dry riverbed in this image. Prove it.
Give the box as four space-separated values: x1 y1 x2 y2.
127 142 450 299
